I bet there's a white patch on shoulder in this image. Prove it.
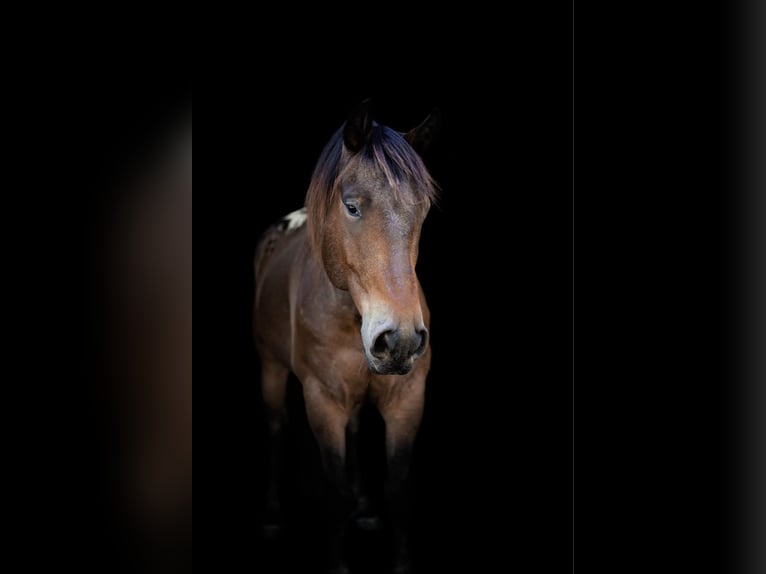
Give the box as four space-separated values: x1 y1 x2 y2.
283 207 308 231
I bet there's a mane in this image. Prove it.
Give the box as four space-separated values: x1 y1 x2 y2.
305 123 438 258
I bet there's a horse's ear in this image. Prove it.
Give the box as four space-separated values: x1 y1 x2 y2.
405 108 441 153
343 99 373 153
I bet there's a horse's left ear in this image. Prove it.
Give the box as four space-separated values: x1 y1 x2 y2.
405 108 441 153
343 99 374 153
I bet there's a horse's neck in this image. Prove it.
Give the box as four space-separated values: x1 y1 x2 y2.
296 243 357 318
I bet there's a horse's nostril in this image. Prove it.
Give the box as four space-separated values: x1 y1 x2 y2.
373 330 393 358
414 329 428 356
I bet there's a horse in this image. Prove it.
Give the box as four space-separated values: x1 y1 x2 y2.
253 101 439 574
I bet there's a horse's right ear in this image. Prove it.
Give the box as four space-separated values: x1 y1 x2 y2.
343 99 373 153
405 108 441 153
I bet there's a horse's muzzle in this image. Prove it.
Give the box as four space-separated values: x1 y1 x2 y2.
367 327 428 375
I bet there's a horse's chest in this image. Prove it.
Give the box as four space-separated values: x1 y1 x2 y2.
295 343 371 408
293 309 367 377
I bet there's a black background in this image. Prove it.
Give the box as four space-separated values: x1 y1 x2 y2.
16 7 750 572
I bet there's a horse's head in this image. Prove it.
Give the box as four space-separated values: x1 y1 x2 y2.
306 101 440 375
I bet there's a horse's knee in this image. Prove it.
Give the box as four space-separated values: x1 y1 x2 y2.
260 359 288 411
321 450 349 491
266 410 286 436
386 448 413 487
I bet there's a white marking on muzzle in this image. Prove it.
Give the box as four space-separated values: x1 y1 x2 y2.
359 298 425 370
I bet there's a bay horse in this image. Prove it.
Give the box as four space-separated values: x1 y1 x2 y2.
253 101 439 574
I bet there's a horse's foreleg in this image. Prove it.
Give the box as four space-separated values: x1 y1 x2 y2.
304 384 352 574
259 356 289 536
347 409 381 531
380 390 424 574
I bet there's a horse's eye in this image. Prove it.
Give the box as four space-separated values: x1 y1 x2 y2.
344 203 361 217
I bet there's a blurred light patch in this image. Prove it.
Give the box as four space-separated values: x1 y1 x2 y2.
107 114 191 570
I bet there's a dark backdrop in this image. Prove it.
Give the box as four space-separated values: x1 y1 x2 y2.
23 12 755 572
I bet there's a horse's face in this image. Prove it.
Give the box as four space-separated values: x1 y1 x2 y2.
327 161 430 375
307 103 439 376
